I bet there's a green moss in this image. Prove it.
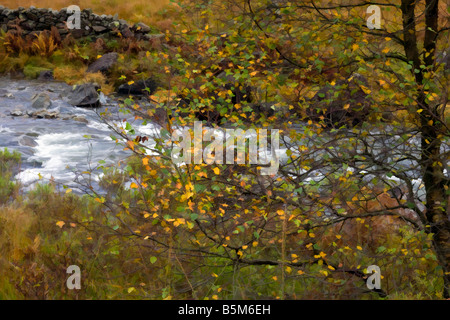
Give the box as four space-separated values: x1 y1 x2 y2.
23 64 51 79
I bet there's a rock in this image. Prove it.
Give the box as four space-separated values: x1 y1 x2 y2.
31 109 59 119
37 70 54 81
73 116 88 124
134 22 151 33
31 93 52 109
26 132 39 137
67 83 101 108
4 93 14 99
19 135 38 147
120 26 134 38
117 78 158 96
144 33 164 41
92 25 107 33
70 29 84 39
86 52 118 74
10 110 23 116
61 114 74 120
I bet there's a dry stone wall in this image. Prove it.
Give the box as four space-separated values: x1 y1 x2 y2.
0 5 152 39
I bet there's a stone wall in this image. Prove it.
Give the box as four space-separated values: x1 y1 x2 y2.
0 5 153 40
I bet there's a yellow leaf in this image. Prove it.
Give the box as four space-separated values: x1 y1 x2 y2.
56 221 65 228
357 246 363 251
352 43 359 51
142 158 149 165
213 167 220 175
130 182 139 189
95 197 105 203
128 287 135 293
65 188 72 194
126 140 135 151
127 81 135 85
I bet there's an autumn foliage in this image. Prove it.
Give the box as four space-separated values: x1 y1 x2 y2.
0 0 449 300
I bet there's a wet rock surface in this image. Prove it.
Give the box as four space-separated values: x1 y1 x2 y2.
67 83 101 108
0 76 139 190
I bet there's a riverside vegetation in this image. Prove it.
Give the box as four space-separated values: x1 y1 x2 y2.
0 0 449 299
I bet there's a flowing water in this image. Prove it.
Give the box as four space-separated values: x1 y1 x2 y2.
0 77 161 191
0 77 288 193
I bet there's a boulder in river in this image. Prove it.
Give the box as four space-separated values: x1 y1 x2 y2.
19 135 38 147
117 78 158 96
31 93 52 109
10 110 23 117
86 52 118 74
67 83 101 108
28 109 60 119
73 116 89 124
